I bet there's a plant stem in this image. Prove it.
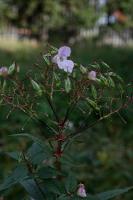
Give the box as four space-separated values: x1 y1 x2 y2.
46 96 59 123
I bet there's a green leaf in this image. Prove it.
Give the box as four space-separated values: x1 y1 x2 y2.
58 194 70 200
31 79 42 96
27 142 51 165
42 179 63 195
0 176 16 192
65 77 71 93
8 62 15 75
2 80 6 90
0 99 3 105
69 195 91 200
107 72 123 82
86 98 100 111
6 151 22 161
12 165 28 180
100 75 108 86
118 83 124 94
101 62 111 70
43 54 50 65
54 72 59 81
108 77 115 88
65 172 77 193
20 179 45 200
94 187 133 200
90 64 100 69
80 65 87 74
91 85 97 99
0 165 28 192
11 133 46 148
54 72 61 87
38 166 58 179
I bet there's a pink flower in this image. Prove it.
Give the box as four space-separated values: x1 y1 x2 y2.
88 70 96 80
0 67 8 77
77 183 87 198
52 46 74 73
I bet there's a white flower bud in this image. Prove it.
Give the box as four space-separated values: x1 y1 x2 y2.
88 70 96 80
0 67 8 77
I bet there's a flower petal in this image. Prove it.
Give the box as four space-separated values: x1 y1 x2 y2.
58 46 71 58
77 184 87 198
0 67 8 77
88 70 96 80
57 60 64 69
57 60 74 73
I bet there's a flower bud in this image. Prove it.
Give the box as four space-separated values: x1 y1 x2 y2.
8 63 15 75
31 79 42 96
77 183 87 198
0 67 8 77
88 70 96 80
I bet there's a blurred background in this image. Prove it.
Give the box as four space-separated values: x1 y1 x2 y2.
0 0 133 199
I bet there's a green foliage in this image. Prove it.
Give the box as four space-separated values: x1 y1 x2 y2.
65 172 77 193
8 62 16 75
0 165 28 192
65 77 71 93
31 79 42 96
0 42 133 199
20 179 45 200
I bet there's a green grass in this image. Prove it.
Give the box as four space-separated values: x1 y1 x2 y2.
0 38 41 67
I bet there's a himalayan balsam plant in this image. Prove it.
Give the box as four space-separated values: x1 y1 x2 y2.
0 46 133 200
